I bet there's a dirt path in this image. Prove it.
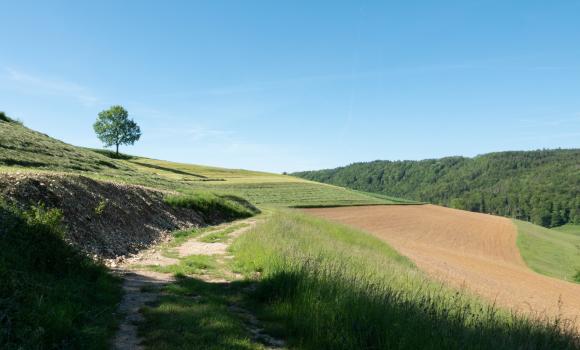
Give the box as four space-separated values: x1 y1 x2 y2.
112 218 285 350
112 270 175 350
304 205 580 324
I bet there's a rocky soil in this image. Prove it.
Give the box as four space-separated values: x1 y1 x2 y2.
0 173 205 259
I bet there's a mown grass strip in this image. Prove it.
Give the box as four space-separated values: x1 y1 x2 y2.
231 210 579 350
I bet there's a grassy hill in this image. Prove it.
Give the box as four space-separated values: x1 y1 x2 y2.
293 150 580 227
0 119 407 207
2 116 580 349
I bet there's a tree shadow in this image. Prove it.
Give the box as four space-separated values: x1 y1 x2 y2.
250 270 580 350
137 275 279 350
133 269 580 350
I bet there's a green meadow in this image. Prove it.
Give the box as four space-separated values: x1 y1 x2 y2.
516 220 580 282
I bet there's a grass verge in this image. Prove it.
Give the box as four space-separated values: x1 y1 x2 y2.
515 219 580 282
0 201 121 349
230 210 579 349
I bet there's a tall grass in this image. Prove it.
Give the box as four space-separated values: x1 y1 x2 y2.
231 211 579 349
164 192 259 223
0 201 121 349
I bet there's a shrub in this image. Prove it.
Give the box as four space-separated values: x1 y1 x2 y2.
165 192 259 223
574 270 580 283
0 112 22 125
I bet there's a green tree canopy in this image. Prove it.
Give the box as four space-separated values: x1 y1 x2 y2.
294 149 580 227
93 105 141 155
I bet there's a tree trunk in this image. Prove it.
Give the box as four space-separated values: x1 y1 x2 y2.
116 143 119 155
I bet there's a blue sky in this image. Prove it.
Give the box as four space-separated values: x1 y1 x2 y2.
1 1 579 172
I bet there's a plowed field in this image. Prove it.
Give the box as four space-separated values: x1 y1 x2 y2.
304 205 580 323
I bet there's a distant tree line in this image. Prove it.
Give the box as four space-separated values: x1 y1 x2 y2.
293 149 580 228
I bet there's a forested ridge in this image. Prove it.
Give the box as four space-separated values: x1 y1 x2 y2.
293 149 580 227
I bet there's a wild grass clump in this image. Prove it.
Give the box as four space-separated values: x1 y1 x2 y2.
0 201 121 349
165 192 259 223
231 211 579 349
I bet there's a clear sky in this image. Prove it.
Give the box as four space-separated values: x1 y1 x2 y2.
1 1 579 172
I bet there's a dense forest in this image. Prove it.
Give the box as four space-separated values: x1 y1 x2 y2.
294 149 580 227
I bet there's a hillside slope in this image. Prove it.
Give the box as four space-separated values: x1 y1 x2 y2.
0 119 402 207
294 150 580 227
0 173 209 258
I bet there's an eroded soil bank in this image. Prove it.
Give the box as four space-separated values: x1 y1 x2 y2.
0 173 204 259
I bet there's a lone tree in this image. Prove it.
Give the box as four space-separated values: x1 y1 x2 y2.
93 105 141 155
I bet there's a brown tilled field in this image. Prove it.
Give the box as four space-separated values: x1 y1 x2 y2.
304 205 580 324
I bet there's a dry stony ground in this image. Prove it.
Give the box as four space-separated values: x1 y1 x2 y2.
0 173 205 259
112 218 286 350
304 205 580 327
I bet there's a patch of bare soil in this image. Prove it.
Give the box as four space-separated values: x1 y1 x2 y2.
112 270 175 350
304 205 580 325
177 221 256 257
0 173 204 258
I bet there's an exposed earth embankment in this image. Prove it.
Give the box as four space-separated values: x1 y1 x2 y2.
0 173 204 259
